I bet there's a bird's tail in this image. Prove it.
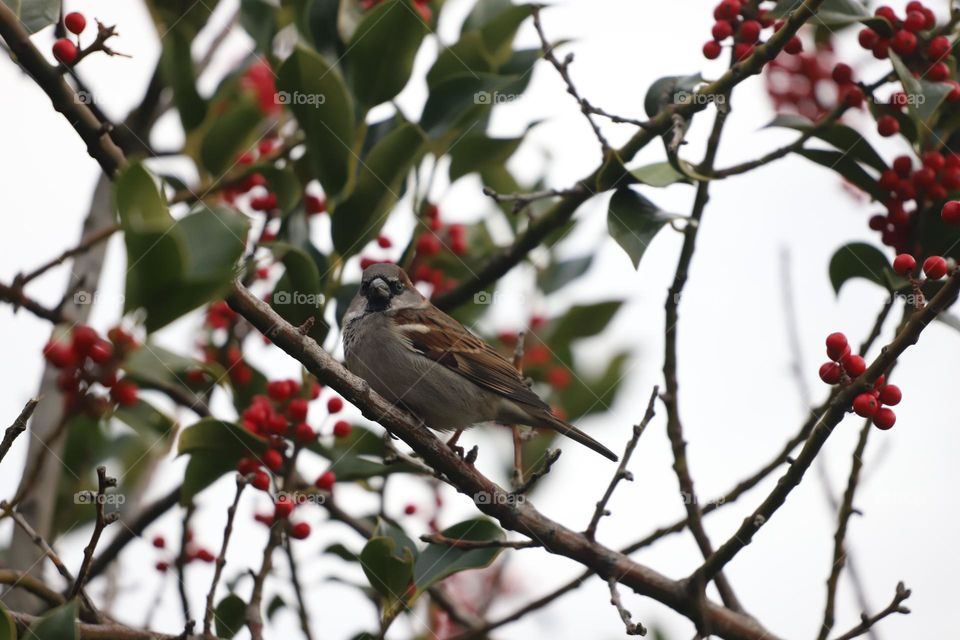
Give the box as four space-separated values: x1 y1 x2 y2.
537 411 619 462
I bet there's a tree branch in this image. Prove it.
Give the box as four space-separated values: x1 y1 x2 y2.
829 582 911 640
0 398 39 464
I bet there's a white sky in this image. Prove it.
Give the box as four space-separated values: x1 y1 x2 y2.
1 0 958 638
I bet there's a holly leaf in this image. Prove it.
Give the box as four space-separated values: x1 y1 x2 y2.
27 600 78 640
607 188 675 268
796 149 887 201
828 242 899 294
766 114 886 171
215 594 246 639
413 519 505 593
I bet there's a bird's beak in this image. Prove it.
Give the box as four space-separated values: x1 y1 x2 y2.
366 277 391 302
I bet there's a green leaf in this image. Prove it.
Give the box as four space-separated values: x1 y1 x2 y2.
3 0 59 33
413 519 504 592
332 123 425 257
124 343 225 395
890 52 952 138
161 27 207 132
325 543 360 562
114 400 176 439
267 594 287 621
629 162 691 188
828 242 896 294
766 114 887 171
200 97 265 176
277 45 356 198
0 601 17 640
345 0 428 108
539 256 593 294
240 0 278 51
215 594 246 639
268 243 327 341
549 301 623 343
561 351 631 420
178 419 267 503
795 149 887 201
770 0 891 33
420 73 517 139
607 188 673 269
309 0 341 58
28 600 78 640
448 132 527 182
360 537 415 601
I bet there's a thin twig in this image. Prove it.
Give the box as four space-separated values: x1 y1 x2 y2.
176 504 195 625
70 466 118 599
511 449 561 495
203 475 247 638
607 578 647 636
829 582 911 640
482 186 582 215
585 387 658 540
420 533 540 550
283 537 315 640
0 281 69 324
16 225 118 286
0 398 39 464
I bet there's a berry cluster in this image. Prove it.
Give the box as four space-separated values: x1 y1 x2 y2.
409 204 467 295
857 3 950 76
151 532 216 573
241 60 281 116
892 251 951 281
870 153 960 252
765 46 865 120
52 12 87 65
43 325 139 415
818 333 901 430
703 1 802 61
497 316 571 414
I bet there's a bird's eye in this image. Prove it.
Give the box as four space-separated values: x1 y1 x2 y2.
391 280 404 293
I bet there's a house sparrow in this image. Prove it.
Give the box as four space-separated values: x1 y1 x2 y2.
342 263 618 461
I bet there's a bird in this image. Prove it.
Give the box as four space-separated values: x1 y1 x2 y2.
342 263 618 461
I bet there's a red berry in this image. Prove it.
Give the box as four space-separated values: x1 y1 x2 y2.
287 398 309 422
155 561 169 572
877 115 900 137
52 38 78 65
274 498 295 519
252 470 270 491
237 457 259 475
88 340 113 364
305 195 327 215
196 549 215 563
294 422 316 442
333 420 352 438
893 253 917 275
734 43 754 60
712 21 733 41
872 41 890 59
879 384 902 406
327 397 343 413
825 332 850 361
874 6 898 24
819 362 843 384
841 354 867 378
547 366 572 390
942 200 960 224
784 36 803 55
703 41 722 60
267 380 292 402
72 325 98 355
858 28 879 49
927 35 952 60
893 155 913 177
290 522 311 540
928 62 950 82
377 235 392 249
266 415 288 436
43 341 75 368
832 63 854 85
913 167 936 188
416 233 441 256
64 12 86 34
923 255 948 279
737 20 761 44
904 10 926 32
152 535 166 549
923 150 945 170
879 170 899 191
853 393 879 418
873 407 897 430
404 504 417 515
111 380 139 407
263 448 284 472
892 30 917 55
315 471 336 491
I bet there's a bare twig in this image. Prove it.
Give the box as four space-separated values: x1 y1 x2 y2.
0 281 69 324
203 475 247 638
70 466 119 599
6 609 179 639
420 533 540 550
283 537 315 640
830 582 911 640
511 448 561 495
608 578 647 636
585 387 658 540
176 504 195 625
0 569 66 606
15 225 118 287
482 185 583 215
0 398 39 464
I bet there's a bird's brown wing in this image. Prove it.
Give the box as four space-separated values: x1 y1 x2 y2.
390 306 548 410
